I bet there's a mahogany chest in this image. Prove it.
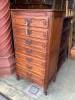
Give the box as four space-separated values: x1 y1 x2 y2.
11 9 63 94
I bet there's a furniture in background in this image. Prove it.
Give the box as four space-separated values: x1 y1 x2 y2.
58 17 72 70
0 0 15 77
70 18 75 58
11 9 64 94
65 0 75 58
66 0 75 17
10 0 66 10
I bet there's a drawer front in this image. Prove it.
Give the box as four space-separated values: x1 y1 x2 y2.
16 62 45 77
12 16 48 28
13 25 48 40
14 37 47 53
15 55 46 69
15 47 47 60
11 10 49 18
16 66 44 86
15 52 46 67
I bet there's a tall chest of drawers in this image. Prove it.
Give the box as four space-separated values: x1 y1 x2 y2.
11 9 63 94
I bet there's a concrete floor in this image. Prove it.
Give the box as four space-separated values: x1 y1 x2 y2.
0 59 75 100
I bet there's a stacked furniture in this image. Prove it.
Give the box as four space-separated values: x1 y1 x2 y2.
11 0 66 10
0 0 15 77
58 17 71 70
66 0 75 16
70 18 75 58
11 9 64 94
65 0 75 58
68 0 75 10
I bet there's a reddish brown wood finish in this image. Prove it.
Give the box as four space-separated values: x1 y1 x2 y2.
11 9 63 95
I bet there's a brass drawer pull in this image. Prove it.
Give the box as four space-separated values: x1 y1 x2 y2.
43 31 48 38
25 29 32 35
25 18 32 26
42 44 46 49
27 65 32 70
25 39 32 45
43 20 47 26
26 57 33 62
26 49 32 54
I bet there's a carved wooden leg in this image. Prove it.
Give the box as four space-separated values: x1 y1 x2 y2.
16 74 20 80
53 69 57 82
44 84 48 95
52 74 56 82
44 89 48 95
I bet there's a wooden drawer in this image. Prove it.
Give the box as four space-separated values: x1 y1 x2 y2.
16 55 46 69
11 10 50 18
15 47 47 60
16 62 45 75
13 25 48 40
11 9 64 94
15 52 46 67
12 14 48 28
15 43 47 53
16 67 44 86
16 62 45 77
14 37 47 53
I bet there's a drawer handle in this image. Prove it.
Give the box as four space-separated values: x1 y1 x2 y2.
26 49 32 54
43 31 48 38
27 65 32 70
25 30 32 35
42 44 46 49
43 20 47 26
25 18 32 26
25 39 32 45
26 57 33 62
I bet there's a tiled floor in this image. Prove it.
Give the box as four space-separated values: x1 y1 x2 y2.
0 59 75 100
